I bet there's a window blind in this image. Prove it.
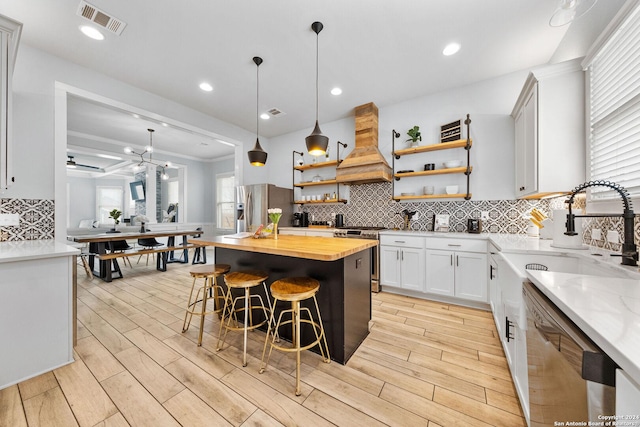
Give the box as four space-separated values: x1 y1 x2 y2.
588 3 640 200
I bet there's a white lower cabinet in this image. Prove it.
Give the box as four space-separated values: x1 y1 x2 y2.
425 238 488 302
491 251 529 424
380 235 425 292
616 369 640 416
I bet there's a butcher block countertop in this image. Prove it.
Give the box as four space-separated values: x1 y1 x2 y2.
194 234 377 261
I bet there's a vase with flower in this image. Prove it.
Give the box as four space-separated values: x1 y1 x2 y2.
267 208 282 239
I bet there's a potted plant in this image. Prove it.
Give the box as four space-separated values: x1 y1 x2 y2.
406 126 422 147
108 209 122 232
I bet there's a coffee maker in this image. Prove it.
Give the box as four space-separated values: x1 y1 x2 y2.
292 212 309 227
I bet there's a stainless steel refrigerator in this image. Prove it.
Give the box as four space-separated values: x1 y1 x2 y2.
235 184 293 233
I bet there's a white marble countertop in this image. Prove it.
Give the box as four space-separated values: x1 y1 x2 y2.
526 270 640 384
0 240 79 263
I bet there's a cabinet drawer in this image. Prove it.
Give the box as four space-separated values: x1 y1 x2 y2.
380 235 425 248
425 237 487 253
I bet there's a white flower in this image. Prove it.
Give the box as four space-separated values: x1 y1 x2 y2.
267 208 282 214
137 215 150 223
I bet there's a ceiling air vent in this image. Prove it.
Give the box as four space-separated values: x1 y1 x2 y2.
266 108 286 117
76 1 127 36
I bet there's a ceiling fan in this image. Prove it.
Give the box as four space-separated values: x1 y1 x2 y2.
550 0 597 27
66 155 102 171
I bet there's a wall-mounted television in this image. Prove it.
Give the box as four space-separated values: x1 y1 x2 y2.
130 181 145 201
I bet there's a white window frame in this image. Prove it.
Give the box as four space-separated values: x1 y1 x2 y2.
96 186 124 226
216 172 235 230
584 0 640 214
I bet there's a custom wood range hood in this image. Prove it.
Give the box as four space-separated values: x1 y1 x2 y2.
336 102 392 184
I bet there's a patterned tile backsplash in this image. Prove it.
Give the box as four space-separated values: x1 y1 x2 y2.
0 198 55 241
1 187 638 246
300 182 640 246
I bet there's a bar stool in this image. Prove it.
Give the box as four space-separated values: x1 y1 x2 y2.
259 276 330 396
182 263 231 346
217 270 271 367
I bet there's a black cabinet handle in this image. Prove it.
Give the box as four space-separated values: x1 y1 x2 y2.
505 316 515 342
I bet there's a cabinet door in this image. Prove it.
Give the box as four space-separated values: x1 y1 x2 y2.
400 248 425 292
425 250 454 296
380 245 400 287
515 83 538 197
454 252 487 302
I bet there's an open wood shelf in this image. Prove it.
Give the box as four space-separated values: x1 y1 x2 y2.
294 198 347 205
394 166 472 180
393 193 472 201
393 138 472 158
294 160 340 171
294 179 338 187
391 115 473 201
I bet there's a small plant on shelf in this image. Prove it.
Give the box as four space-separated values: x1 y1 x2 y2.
406 126 422 146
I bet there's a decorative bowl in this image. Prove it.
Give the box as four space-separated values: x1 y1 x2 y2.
445 185 459 195
443 160 463 168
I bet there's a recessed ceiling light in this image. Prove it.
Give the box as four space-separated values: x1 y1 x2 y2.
79 25 104 40
132 113 140 119
443 43 461 56
161 122 168 127
260 113 270 120
199 82 213 92
331 87 342 96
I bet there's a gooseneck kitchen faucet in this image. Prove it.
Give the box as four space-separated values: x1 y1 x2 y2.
564 180 638 266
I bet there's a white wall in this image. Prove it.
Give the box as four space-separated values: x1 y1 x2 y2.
268 69 530 201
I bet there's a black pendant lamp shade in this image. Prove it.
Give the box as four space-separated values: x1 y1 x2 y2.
305 21 329 156
248 56 268 166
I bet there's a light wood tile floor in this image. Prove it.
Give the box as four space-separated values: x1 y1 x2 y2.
0 257 526 426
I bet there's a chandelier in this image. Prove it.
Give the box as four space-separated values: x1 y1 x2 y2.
124 128 171 180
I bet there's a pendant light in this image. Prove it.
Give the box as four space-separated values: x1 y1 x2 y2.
305 21 329 156
247 56 268 166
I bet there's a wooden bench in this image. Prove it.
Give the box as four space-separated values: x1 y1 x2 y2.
94 244 205 282
96 244 202 260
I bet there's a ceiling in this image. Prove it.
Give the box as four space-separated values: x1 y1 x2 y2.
1 0 626 167
65 95 235 176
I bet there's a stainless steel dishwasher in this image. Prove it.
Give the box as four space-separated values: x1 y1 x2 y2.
523 281 617 426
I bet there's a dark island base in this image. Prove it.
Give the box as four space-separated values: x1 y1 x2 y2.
214 247 372 364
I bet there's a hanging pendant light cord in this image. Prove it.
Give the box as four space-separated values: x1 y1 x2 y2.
256 60 259 138
315 28 319 122
148 129 153 163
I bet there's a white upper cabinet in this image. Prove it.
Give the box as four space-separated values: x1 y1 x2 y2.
511 59 585 199
0 14 22 191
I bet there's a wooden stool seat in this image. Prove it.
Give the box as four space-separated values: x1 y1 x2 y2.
190 263 231 278
224 270 269 288
182 263 231 346
217 270 271 367
270 277 319 301
260 276 330 395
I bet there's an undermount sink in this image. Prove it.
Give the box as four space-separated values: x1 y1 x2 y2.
502 252 638 279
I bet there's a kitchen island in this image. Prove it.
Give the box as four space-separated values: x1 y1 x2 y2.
194 234 377 364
